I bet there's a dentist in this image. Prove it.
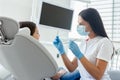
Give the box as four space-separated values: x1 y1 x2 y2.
53 8 114 80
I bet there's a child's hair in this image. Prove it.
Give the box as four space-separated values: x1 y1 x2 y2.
19 21 36 35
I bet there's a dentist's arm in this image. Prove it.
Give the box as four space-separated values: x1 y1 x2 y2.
61 54 78 72
53 36 78 72
69 40 108 80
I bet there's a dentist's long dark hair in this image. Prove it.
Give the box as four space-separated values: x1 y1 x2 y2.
79 8 115 58
79 8 109 38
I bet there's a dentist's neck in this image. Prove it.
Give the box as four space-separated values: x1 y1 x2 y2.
88 31 97 39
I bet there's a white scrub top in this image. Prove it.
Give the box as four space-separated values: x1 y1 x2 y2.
78 36 113 80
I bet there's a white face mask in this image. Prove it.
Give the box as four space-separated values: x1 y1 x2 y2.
77 25 89 36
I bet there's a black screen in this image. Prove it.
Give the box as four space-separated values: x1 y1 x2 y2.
39 2 73 30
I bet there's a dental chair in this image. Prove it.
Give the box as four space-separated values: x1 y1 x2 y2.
108 70 120 80
108 48 120 80
0 17 58 80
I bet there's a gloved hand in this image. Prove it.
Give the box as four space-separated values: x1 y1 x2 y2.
53 36 65 55
69 40 84 59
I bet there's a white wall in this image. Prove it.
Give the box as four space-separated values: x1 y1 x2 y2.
0 0 33 21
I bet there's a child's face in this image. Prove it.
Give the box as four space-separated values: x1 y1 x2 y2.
32 27 40 40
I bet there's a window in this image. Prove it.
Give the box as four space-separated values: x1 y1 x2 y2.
88 0 120 41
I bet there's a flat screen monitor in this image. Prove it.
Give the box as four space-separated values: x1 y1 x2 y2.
39 2 73 30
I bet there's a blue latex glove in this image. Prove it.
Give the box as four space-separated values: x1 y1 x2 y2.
53 36 65 55
69 40 84 59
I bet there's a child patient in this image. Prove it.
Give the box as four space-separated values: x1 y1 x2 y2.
19 21 80 80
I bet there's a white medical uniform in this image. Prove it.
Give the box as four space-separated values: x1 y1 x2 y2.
78 36 113 80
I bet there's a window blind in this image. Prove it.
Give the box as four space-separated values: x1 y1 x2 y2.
88 0 120 41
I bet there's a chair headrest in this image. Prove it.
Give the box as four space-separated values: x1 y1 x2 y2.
17 27 31 36
0 17 19 41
